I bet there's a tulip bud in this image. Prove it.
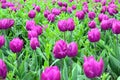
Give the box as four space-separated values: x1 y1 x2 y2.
35 6 40 12
30 38 40 50
47 13 55 22
28 10 36 18
67 7 72 13
76 11 85 20
83 56 104 78
88 28 101 42
67 18 75 31
61 6 67 12
101 6 107 13
58 20 67 32
112 20 120 34
88 20 96 28
1 3 7 9
58 1 63 7
53 40 67 59
88 11 96 20
44 10 50 18
0 59 7 79
0 36 5 48
67 42 78 57
28 30 38 40
62 2 67 7
108 18 116 28
26 20 36 31
100 20 109 30
41 66 61 80
72 5 76 10
9 38 23 53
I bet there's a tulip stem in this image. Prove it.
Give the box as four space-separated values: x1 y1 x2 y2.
117 34 119 45
64 32 66 41
70 31 73 42
94 42 96 54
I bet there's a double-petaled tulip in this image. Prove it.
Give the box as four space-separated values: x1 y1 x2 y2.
58 20 67 32
28 10 36 18
100 20 110 30
76 11 85 20
30 38 40 50
53 40 67 59
9 38 24 53
28 30 38 40
47 13 55 22
88 11 96 20
35 6 40 12
83 56 104 78
72 5 76 10
44 10 50 18
0 19 14 29
52 8 61 16
98 13 109 22
112 20 120 34
0 59 7 79
67 42 78 57
88 28 101 42
67 18 75 31
0 36 5 48
26 20 36 31
88 20 96 29
41 66 61 80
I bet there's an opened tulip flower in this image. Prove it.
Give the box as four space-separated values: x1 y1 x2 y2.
0 35 5 48
72 5 76 10
41 66 61 80
0 59 7 79
83 56 104 78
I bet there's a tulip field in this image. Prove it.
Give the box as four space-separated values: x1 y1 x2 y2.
0 0 120 80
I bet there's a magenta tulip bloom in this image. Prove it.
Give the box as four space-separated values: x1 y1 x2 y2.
41 66 61 80
69 0 73 2
67 18 75 31
0 36 5 48
83 56 104 78
44 10 50 18
58 1 63 7
52 8 61 16
88 28 101 42
1 3 7 9
61 6 67 12
35 6 40 12
67 42 78 57
98 13 109 22
101 6 107 13
100 20 109 30
62 2 67 7
28 10 36 18
53 40 67 59
88 11 96 20
93 0 101 2
47 13 55 22
30 38 40 50
58 20 67 32
26 20 36 31
67 7 72 13
0 59 7 79
76 11 85 20
112 20 120 34
32 25 43 35
88 20 96 29
9 38 23 53
28 30 38 40
72 5 76 10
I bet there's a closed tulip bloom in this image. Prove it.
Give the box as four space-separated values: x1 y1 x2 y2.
1 3 7 9
112 20 120 34
28 10 36 18
0 0 6 3
44 10 50 18
88 20 96 28
107 7 118 16
41 66 61 80
67 18 75 31
52 8 61 16
83 6 89 13
53 40 67 59
32 25 43 35
72 5 76 10
58 20 67 32
30 38 40 50
88 28 101 42
101 6 107 13
98 13 109 22
101 0 106 6
83 56 104 78
28 30 38 40
9 38 23 53
67 7 72 13
108 18 116 28
100 20 109 30
58 1 63 7
26 20 36 31
47 13 55 22
67 42 78 57
0 36 5 48
62 2 67 7
61 6 67 12
76 11 85 20
35 6 40 12
88 11 96 20
0 59 7 79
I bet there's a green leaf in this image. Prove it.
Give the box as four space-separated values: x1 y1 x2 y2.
63 59 68 80
71 64 77 80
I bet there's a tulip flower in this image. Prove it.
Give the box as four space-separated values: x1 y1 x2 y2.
88 20 96 29
44 10 50 18
100 20 110 30
47 13 55 22
30 38 40 50
28 30 38 40
76 11 85 20
0 35 5 48
72 5 76 10
67 7 72 13
26 20 36 31
62 2 67 7
35 6 40 12
88 11 96 20
61 6 67 12
67 18 75 31
52 8 61 16
28 10 36 18
32 25 43 35
58 20 67 32
57 1 63 7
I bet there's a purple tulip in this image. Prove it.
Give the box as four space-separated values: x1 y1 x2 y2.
44 10 50 18
108 18 116 28
112 20 120 34
88 11 96 20
107 7 118 16
57 1 63 7
69 0 73 2
28 30 38 40
9 7 17 12
67 18 75 31
32 25 43 35
76 11 85 20
88 28 101 42
1 3 7 9
53 40 67 59
62 2 67 7
98 13 109 22
35 6 40 12
83 56 104 78
88 20 96 28
93 0 101 2
6 2 14 7
100 20 110 30
52 8 61 16
0 59 7 79
0 0 6 3
9 38 24 53
58 20 67 32
47 13 55 22
67 7 72 13
101 6 107 13
41 66 61 80
67 42 78 57
26 20 36 31
28 10 36 18
0 36 5 48
83 6 89 13
101 0 106 6
61 6 67 12
30 38 40 50
72 5 76 10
